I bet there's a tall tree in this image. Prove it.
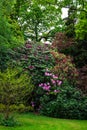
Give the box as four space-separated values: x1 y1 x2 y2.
13 0 63 42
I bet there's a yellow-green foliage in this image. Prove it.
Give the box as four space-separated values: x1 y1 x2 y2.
0 67 34 119
0 67 34 104
75 11 87 40
0 103 33 113
0 104 5 112
17 104 33 113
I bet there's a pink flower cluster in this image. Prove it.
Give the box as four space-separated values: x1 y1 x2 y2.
45 72 52 76
39 83 51 91
38 69 62 94
45 69 62 86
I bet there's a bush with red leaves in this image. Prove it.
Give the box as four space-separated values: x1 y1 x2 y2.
50 51 78 85
51 32 75 52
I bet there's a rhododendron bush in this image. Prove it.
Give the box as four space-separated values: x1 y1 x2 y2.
32 69 63 111
10 42 55 86
40 80 87 119
51 51 78 84
10 42 55 107
9 41 87 120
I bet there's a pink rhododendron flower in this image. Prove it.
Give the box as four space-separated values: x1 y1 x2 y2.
45 72 52 76
43 85 51 91
58 81 62 85
39 83 43 87
39 83 51 91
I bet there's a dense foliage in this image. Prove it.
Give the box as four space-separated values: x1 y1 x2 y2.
0 44 10 71
0 0 87 124
50 50 78 84
0 67 34 121
10 42 55 85
0 0 24 48
52 32 87 92
40 80 87 119
9 42 80 111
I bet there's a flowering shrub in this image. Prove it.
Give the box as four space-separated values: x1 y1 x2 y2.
38 69 62 93
50 51 78 84
9 41 80 114
9 42 55 107
40 80 87 119
32 69 62 111
10 42 55 86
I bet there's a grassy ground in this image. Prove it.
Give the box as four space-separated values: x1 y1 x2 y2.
0 113 87 130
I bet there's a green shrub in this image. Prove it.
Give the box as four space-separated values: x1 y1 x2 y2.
40 81 87 119
0 67 34 120
0 115 19 127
